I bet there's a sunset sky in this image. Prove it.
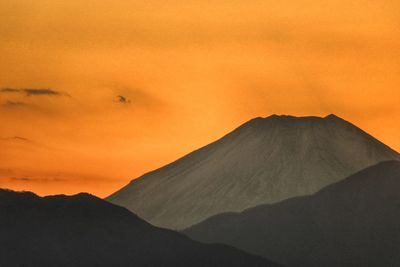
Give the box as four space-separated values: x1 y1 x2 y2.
1 0 399 197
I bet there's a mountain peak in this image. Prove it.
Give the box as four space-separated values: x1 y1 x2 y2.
324 113 340 119
246 114 346 125
108 115 400 229
240 114 349 133
264 113 343 121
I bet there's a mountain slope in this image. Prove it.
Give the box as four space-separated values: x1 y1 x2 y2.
0 189 279 267
108 114 400 229
184 161 400 267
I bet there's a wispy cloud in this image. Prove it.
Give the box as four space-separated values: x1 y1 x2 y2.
10 177 67 182
24 89 62 96
1 101 29 108
0 88 69 97
1 88 71 111
0 136 31 142
0 88 20 93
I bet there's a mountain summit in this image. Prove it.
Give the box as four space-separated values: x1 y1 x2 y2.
108 114 399 229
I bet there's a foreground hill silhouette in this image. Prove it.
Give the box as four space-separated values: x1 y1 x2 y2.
0 190 278 267
184 161 400 267
108 114 399 229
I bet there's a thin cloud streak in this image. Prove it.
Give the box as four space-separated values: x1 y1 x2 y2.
0 88 69 97
0 136 31 142
8 177 68 183
2 101 29 108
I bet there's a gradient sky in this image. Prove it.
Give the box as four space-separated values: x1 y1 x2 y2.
1 0 399 197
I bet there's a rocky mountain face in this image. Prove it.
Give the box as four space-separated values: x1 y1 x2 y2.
184 161 400 267
0 189 279 267
108 114 399 229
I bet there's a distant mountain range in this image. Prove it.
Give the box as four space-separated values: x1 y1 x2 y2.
183 161 400 267
0 189 279 267
108 114 400 229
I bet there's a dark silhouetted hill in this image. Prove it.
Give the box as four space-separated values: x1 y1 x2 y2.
184 161 400 267
0 189 279 267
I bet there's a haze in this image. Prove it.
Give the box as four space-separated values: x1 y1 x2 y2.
0 0 399 197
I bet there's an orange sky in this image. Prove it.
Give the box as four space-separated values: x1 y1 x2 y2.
0 0 399 197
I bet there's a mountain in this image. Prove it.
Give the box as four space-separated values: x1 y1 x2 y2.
108 114 399 229
0 189 279 267
184 161 400 267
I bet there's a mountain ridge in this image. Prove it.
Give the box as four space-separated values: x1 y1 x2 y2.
0 188 279 267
